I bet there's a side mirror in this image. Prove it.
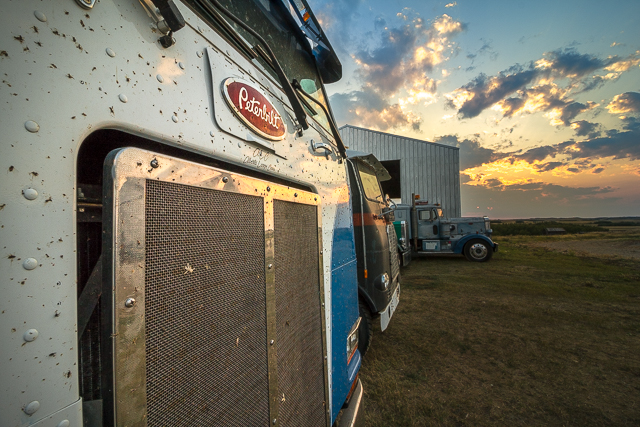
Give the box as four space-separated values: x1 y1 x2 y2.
384 195 397 212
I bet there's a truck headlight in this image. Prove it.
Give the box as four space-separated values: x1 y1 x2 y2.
398 237 407 250
375 273 390 291
347 317 361 364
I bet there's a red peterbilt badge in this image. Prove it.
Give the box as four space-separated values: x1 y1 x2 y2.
222 78 287 141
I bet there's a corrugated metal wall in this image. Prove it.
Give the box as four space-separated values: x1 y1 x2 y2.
339 125 461 218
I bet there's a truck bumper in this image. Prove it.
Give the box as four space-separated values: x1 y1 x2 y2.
493 242 499 252
400 248 411 266
336 379 365 427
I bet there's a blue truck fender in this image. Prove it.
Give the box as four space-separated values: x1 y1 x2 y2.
452 234 496 254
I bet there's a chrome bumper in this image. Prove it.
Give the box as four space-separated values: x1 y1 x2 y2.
336 379 364 427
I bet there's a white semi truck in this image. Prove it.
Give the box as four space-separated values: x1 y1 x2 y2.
0 1 364 426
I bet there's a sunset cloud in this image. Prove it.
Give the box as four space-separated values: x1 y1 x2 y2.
434 135 510 169
353 12 464 97
330 90 421 131
606 92 640 115
562 127 640 161
447 49 640 120
570 120 601 138
466 176 614 198
330 10 465 130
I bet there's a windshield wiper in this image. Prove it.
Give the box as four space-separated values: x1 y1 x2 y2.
195 0 309 133
292 79 346 157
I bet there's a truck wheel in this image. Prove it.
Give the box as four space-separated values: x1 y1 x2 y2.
464 239 493 262
358 299 373 357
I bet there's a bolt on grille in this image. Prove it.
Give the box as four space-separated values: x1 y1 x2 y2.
144 180 269 427
273 200 327 427
388 224 400 282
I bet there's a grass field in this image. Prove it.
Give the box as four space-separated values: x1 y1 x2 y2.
361 233 640 426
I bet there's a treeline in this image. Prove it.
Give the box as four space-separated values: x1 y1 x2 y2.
595 221 640 226
491 222 604 236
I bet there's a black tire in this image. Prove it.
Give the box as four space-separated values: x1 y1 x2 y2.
358 299 373 357
464 239 493 262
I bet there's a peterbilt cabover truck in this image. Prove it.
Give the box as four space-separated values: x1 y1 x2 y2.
346 151 401 355
0 1 364 426
394 197 498 262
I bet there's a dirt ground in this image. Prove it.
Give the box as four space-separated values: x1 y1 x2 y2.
531 238 640 260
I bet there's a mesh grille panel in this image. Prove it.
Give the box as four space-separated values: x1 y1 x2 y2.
145 180 269 427
388 225 400 281
274 200 326 427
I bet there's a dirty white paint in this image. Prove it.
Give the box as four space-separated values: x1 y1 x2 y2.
0 0 348 425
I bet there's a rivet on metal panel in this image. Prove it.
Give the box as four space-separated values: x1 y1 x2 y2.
294 193 298 197
105 47 116 58
23 258 38 270
272 419 277 425
23 329 39 342
124 298 136 308
196 51 203 58
150 159 159 168
266 186 271 192
23 400 40 416
25 120 40 133
237 142 241 148
34 10 47 22
210 131 215 137
56 420 70 427
178 62 185 70
270 339 274 345
268 264 273 269
118 94 128 103
171 115 178 123
23 188 38 200
156 74 164 83
222 176 229 183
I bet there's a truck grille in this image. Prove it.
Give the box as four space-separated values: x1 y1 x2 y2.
387 224 400 284
145 180 269 427
106 148 328 427
274 200 327 427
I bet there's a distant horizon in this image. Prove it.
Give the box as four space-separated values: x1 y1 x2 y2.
483 216 640 221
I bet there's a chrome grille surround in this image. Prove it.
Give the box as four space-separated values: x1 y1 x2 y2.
104 148 328 427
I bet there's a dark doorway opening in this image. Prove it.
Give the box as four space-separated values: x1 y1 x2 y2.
380 160 401 198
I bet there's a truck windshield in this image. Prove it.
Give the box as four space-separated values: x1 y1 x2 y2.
357 164 384 202
187 0 332 131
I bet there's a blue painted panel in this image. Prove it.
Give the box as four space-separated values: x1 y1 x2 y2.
330 178 360 423
332 225 357 269
330 257 359 422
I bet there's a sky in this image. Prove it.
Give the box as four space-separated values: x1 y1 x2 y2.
314 0 640 218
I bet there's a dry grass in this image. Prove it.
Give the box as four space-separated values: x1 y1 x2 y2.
361 233 640 426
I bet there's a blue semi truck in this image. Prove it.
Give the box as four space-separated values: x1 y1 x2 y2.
394 197 499 262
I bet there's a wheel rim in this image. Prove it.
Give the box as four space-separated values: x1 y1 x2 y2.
469 242 488 260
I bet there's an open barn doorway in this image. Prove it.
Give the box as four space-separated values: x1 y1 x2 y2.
380 160 401 199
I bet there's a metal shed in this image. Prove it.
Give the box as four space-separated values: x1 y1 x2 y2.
339 124 461 217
